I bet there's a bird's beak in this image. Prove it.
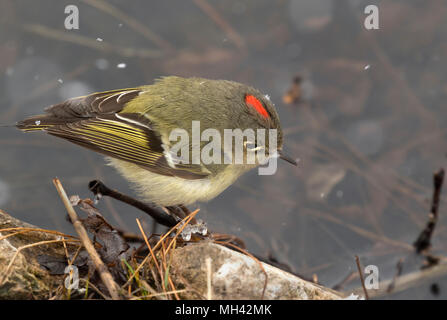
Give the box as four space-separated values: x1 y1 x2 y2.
278 150 298 166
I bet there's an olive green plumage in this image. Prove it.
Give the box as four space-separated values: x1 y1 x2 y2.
17 76 292 206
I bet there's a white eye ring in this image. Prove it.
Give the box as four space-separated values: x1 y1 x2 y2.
244 141 264 152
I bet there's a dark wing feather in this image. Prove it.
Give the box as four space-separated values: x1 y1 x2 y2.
17 88 140 130
47 88 140 118
17 89 209 180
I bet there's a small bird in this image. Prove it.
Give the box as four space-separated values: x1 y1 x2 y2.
17 76 296 208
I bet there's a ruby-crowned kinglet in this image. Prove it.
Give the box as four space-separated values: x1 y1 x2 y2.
17 76 296 207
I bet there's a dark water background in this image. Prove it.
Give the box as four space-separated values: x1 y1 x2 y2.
1 0 447 299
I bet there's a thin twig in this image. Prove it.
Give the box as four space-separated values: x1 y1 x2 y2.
130 289 187 300
168 274 180 300
0 239 75 285
0 227 78 240
21 24 162 58
160 240 169 297
89 180 178 228
206 257 213 300
139 279 163 300
413 168 444 253
53 178 122 300
355 255 369 299
122 210 200 288
135 218 164 293
79 278 109 300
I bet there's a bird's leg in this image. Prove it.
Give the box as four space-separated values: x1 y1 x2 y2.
165 206 186 220
164 205 200 225
88 180 178 228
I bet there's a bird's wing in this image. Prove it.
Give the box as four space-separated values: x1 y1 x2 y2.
17 88 140 131
17 89 210 180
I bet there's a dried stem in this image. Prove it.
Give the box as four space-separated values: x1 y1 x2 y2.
53 178 122 300
355 255 369 300
21 24 161 58
413 168 444 253
122 210 200 289
0 239 75 285
206 257 213 300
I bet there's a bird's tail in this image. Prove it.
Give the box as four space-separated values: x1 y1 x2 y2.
16 114 72 132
